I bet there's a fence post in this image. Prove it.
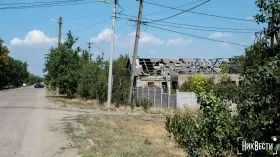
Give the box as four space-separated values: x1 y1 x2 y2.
160 88 163 108
167 93 170 109
142 87 144 100
153 88 156 107
136 87 138 100
147 87 150 101
175 89 178 109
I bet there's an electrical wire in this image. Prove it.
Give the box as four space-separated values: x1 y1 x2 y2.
148 22 258 34
148 0 211 22
116 26 134 40
65 11 95 20
151 21 261 31
0 0 100 10
116 20 128 33
92 43 105 52
0 0 82 5
144 0 203 16
117 14 260 31
145 24 249 47
144 1 256 22
73 18 110 33
117 0 124 14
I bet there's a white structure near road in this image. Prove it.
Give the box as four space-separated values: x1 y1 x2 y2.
176 91 199 109
133 87 199 109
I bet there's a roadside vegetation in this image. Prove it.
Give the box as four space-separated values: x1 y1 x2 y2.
166 0 280 156
45 0 280 156
64 114 186 157
44 31 130 106
0 39 42 89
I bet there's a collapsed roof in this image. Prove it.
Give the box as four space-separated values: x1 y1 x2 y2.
128 57 241 76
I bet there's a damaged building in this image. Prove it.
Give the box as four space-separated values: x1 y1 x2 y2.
127 57 241 89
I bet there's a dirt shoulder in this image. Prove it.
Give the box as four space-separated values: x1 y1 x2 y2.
40 91 80 157
46 92 186 157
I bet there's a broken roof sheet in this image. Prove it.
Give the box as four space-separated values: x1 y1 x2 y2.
128 57 239 76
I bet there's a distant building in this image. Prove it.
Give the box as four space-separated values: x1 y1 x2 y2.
127 57 241 89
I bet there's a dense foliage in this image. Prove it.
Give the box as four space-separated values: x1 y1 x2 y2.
44 31 82 98
44 31 131 105
179 73 214 93
167 73 237 157
166 1 280 156
25 73 44 85
0 39 31 89
78 55 109 103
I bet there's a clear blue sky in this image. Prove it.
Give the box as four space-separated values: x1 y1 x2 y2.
0 0 265 76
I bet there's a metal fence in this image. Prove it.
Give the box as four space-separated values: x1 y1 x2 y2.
133 87 178 109
133 87 237 110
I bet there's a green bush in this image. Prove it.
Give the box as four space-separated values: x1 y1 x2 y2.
167 72 238 156
44 31 81 98
179 73 214 93
166 91 238 156
135 99 152 111
166 113 202 157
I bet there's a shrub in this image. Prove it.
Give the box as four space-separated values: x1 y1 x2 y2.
134 99 152 111
167 71 238 156
179 73 214 93
129 103 135 111
166 112 202 157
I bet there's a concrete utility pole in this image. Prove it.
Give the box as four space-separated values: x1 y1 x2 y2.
87 42 93 62
128 0 144 104
52 16 62 96
58 16 62 47
107 0 117 107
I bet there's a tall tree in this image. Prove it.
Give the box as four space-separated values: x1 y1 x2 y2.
0 39 9 88
44 31 82 98
111 54 130 106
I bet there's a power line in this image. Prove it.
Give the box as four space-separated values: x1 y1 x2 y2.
116 0 124 14
151 21 261 31
65 11 95 20
144 0 203 16
117 14 260 31
149 0 211 22
116 20 128 33
148 22 258 34
144 1 256 22
0 0 82 5
73 18 110 33
116 26 134 40
92 43 105 53
145 24 249 47
0 0 100 10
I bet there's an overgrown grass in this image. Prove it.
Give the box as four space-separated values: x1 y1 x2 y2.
65 114 186 157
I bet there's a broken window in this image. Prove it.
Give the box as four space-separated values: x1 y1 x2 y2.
148 82 155 87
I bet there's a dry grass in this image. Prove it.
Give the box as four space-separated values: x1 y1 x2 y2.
65 114 186 157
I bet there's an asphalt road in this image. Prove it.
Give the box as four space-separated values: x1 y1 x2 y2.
0 87 78 157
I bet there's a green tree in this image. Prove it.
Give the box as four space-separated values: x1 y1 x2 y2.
0 39 10 88
255 0 280 45
179 73 214 93
4 57 29 87
26 73 43 84
44 31 81 98
166 1 280 155
78 54 108 103
112 54 130 106
166 73 236 156
81 49 92 63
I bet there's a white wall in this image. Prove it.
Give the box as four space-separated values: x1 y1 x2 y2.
176 91 199 109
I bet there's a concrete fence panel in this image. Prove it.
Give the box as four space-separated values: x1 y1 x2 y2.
133 87 199 109
176 91 199 109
